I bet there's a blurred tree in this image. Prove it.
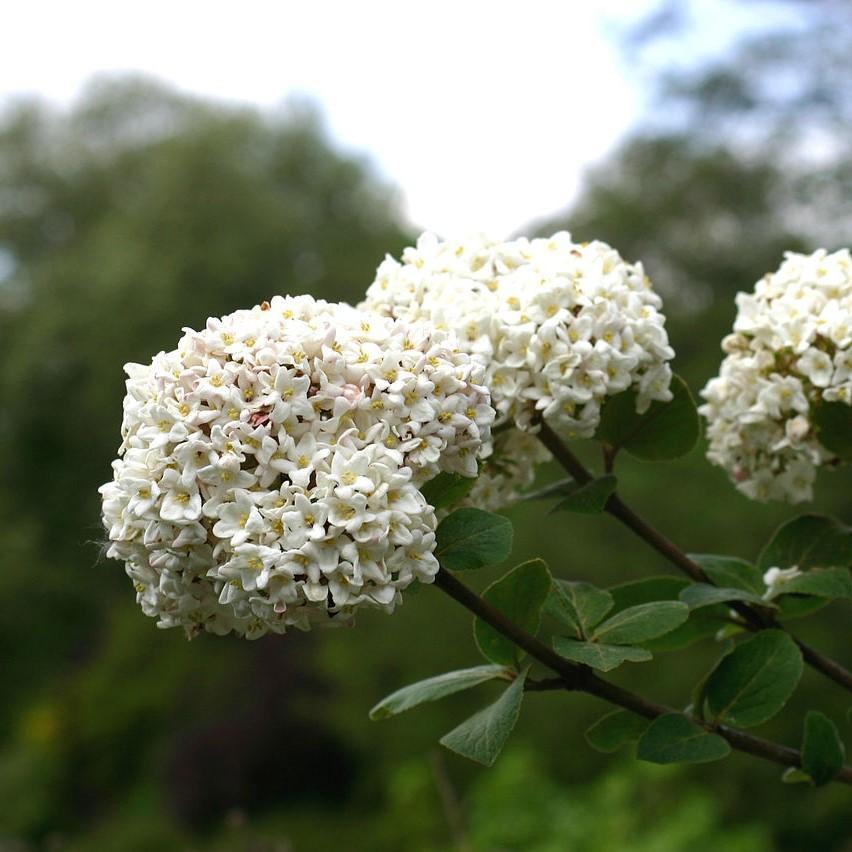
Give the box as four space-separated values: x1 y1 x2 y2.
0 75 408 841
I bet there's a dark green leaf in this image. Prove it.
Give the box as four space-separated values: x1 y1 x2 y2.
691 639 736 721
592 601 689 644
609 576 727 651
475 560 552 665
772 566 852 600
552 475 617 514
439 668 527 766
705 630 803 728
758 514 852 573
813 401 852 461
776 595 829 621
802 711 846 786
585 710 650 753
436 508 513 571
609 576 688 609
679 583 772 610
595 375 700 461
690 554 764 594
637 714 731 764
421 472 476 510
544 580 613 638
369 665 509 720
552 637 652 672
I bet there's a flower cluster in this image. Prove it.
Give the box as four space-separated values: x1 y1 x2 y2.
100 295 493 638
362 232 674 506
700 248 852 502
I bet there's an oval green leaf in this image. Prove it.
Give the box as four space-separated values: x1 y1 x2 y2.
813 401 852 461
475 560 552 665
801 711 846 787
592 601 689 645
552 475 617 514
436 508 513 571
637 713 731 764
585 710 650 753
369 664 510 720
689 553 764 594
439 668 527 766
705 630 803 728
772 566 852 600
544 579 613 638
679 583 773 610
758 514 852 573
594 374 700 461
421 472 477 510
552 637 652 672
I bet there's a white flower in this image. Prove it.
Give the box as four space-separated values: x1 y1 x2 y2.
100 295 493 639
762 565 802 597
361 232 674 508
700 248 852 503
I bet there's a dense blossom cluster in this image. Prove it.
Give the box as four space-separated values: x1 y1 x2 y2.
362 232 674 505
700 249 852 502
100 296 493 638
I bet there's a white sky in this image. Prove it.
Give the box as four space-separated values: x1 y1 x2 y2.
0 1 784 237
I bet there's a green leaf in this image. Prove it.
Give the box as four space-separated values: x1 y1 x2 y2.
758 514 852 573
775 595 829 621
637 714 731 764
689 554 764 594
691 639 736 721
608 576 725 651
705 630 803 728
772 566 852 600
475 560 552 665
592 601 689 645
781 767 814 785
585 710 650 753
813 401 852 461
436 508 513 571
552 637 652 672
439 668 527 766
609 576 689 609
369 665 510 720
421 472 476 510
595 375 700 461
544 580 613 638
679 583 772 610
802 711 846 786
552 475 617 514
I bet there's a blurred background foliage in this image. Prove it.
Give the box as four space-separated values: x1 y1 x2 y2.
1 1 850 849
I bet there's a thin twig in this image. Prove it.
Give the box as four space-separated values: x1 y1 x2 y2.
433 567 852 785
536 420 852 693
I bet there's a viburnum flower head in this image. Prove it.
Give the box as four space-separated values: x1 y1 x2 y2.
700 248 852 502
361 232 674 506
100 295 493 639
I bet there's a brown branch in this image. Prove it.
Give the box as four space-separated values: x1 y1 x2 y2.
536 420 852 694
433 567 852 785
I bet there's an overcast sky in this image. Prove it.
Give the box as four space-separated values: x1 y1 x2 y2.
1 1 785 237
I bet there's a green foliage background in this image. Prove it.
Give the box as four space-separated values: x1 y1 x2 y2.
1 4 851 848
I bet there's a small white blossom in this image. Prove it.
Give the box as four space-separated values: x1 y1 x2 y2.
100 295 493 639
700 248 852 503
762 566 802 598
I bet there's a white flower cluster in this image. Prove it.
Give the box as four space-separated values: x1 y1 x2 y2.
100 295 493 638
362 232 674 506
700 248 852 502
